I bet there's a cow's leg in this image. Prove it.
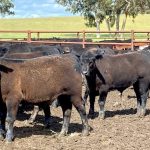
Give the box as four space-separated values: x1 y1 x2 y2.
133 82 142 116
133 81 149 117
5 98 19 142
140 90 149 116
82 76 89 104
71 96 89 136
88 91 95 119
83 86 89 104
28 105 39 124
40 102 51 128
51 99 60 108
85 74 96 118
58 95 72 136
98 91 107 119
138 81 149 117
0 100 6 140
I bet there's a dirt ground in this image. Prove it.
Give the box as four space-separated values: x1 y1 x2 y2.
1 88 150 150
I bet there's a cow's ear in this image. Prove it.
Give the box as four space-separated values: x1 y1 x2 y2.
0 65 13 73
95 54 103 60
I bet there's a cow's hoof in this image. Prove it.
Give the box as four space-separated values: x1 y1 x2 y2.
5 140 12 144
82 129 89 136
58 130 67 137
5 134 14 143
136 109 146 118
88 110 95 119
0 129 5 141
0 134 5 141
98 111 105 120
28 118 35 125
140 109 146 117
136 110 141 117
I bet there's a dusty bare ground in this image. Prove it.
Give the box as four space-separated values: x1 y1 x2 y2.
1 88 150 150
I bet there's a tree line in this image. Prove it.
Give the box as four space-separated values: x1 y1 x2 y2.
55 0 150 33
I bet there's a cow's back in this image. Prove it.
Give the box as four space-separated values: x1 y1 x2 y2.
1 55 82 102
95 52 150 88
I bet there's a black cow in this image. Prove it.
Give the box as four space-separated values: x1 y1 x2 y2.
81 51 150 119
81 47 115 118
0 43 63 57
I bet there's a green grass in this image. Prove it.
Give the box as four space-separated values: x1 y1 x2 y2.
0 14 149 40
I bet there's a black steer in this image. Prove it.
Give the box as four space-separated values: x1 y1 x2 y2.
81 48 115 118
81 51 150 119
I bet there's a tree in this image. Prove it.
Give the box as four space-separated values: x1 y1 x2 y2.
112 0 150 32
56 0 150 34
0 0 14 16
56 0 112 37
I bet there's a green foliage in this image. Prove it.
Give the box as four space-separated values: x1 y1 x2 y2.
56 0 111 27
0 0 14 16
55 0 150 31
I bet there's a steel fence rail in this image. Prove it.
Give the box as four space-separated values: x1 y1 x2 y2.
0 30 149 50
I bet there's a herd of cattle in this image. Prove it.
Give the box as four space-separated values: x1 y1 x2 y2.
0 42 149 142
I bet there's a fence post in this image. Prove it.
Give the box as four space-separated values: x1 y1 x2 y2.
27 30 31 43
147 32 149 40
37 32 40 40
77 32 80 39
115 31 117 40
131 30 134 51
82 30 85 48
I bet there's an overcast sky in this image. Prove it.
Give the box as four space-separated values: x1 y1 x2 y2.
9 0 75 18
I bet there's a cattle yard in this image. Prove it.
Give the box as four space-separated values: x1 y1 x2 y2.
0 30 150 50
0 30 150 150
1 89 150 149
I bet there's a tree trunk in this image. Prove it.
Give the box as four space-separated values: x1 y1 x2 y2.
120 13 128 39
116 13 120 31
105 19 111 31
115 13 120 39
121 13 128 31
105 18 112 38
95 19 100 38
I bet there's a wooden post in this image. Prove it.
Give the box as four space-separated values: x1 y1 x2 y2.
115 32 117 40
27 30 31 43
147 32 149 40
77 32 80 39
37 32 40 40
131 30 134 51
82 30 85 48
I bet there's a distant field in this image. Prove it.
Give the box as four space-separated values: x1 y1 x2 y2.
0 14 149 40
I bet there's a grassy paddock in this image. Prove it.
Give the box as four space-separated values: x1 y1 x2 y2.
0 14 149 40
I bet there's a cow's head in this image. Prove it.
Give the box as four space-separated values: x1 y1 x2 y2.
0 47 8 57
80 51 103 76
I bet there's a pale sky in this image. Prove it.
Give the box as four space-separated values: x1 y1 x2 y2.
8 0 76 18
